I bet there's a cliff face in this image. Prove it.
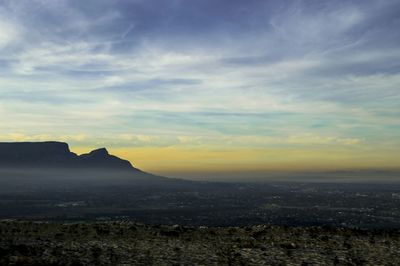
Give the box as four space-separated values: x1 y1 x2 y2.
79 148 134 169
0 142 77 167
0 142 134 170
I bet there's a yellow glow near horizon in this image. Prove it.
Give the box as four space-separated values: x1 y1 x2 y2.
71 146 400 178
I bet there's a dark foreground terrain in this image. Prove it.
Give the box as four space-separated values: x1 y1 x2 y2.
1 221 399 266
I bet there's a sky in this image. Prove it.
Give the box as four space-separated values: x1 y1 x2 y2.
0 0 399 179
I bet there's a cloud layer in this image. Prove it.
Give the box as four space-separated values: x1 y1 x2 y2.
0 0 399 177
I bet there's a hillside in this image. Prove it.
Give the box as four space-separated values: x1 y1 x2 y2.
0 142 135 170
1 221 399 265
0 141 190 190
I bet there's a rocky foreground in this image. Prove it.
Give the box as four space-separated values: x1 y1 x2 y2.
0 221 399 265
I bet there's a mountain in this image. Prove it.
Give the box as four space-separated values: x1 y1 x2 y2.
0 141 196 193
0 141 138 170
0 141 76 167
78 148 134 169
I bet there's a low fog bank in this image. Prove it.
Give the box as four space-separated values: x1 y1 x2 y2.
0 167 190 194
1 168 400 193
167 170 400 184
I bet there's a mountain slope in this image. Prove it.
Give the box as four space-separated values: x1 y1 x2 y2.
0 141 137 170
0 141 192 191
78 148 134 170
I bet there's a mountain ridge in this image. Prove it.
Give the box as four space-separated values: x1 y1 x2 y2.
0 141 138 171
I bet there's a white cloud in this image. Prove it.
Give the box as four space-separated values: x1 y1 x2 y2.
0 18 19 48
0 133 87 142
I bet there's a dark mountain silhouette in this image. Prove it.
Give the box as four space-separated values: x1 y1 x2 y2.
0 141 138 170
0 141 199 192
0 142 76 167
78 148 135 170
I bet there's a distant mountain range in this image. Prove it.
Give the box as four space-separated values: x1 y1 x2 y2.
0 142 201 192
0 141 138 170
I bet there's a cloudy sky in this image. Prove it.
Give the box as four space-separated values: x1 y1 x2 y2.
0 0 399 179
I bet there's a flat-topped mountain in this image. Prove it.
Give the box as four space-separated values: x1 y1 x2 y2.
0 141 195 193
0 141 136 170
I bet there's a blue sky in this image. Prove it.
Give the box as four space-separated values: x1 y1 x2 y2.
0 0 399 178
